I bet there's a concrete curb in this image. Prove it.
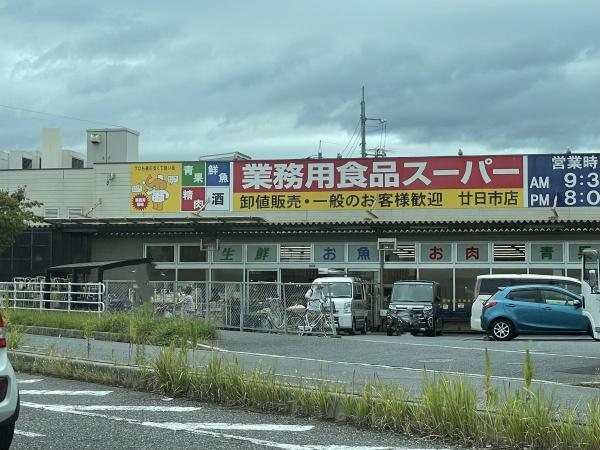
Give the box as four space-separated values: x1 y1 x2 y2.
8 350 146 386
10 325 130 343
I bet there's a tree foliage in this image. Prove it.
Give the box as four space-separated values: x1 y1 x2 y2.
0 187 43 251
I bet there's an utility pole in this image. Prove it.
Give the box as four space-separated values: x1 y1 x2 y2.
360 86 367 158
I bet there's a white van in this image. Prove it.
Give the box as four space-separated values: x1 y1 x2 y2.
470 274 582 331
311 276 370 334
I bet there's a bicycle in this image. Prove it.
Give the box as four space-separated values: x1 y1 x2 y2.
298 299 334 336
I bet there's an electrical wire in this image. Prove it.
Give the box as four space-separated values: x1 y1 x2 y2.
0 103 123 128
341 119 360 158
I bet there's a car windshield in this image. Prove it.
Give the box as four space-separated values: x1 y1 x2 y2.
320 282 352 298
391 283 434 303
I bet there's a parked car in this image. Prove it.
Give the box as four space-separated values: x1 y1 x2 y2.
0 311 19 449
470 274 581 332
482 284 590 341
311 276 370 334
386 281 443 336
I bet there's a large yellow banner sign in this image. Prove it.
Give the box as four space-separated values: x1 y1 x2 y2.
233 189 523 211
130 163 182 213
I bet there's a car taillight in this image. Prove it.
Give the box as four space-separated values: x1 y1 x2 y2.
483 301 497 309
0 314 6 348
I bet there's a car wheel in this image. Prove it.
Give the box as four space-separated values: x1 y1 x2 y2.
410 331 419 336
489 318 515 341
360 319 367 335
436 320 444 336
0 423 15 450
350 319 357 335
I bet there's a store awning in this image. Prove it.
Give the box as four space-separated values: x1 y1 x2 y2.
46 258 153 282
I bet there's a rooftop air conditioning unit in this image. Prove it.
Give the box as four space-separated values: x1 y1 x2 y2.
89 133 101 143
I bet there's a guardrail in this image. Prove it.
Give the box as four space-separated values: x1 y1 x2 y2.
0 281 105 312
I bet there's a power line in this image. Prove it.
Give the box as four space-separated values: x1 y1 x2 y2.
0 103 123 128
341 119 360 158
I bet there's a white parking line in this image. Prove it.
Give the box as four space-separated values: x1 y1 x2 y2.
154 422 314 432
348 337 600 361
23 402 415 450
20 390 113 396
198 345 596 388
17 379 44 384
14 430 45 437
37 405 202 412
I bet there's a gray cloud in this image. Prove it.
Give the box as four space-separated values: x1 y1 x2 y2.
1 0 599 160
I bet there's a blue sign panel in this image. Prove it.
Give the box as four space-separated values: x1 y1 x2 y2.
528 154 600 207
205 161 231 186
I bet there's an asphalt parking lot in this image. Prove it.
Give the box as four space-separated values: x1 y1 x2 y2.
18 330 600 411
11 374 460 450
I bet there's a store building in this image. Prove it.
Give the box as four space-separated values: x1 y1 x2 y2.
2 128 600 316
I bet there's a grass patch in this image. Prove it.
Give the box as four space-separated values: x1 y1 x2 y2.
2 305 217 345
10 339 600 450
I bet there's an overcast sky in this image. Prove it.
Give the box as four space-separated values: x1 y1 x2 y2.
1 0 599 161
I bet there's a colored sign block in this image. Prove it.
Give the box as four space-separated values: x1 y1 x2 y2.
130 163 182 213
528 154 600 207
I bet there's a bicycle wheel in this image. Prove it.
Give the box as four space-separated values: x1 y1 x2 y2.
268 299 285 330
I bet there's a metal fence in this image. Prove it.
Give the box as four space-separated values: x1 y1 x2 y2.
0 278 337 336
0 279 105 312
102 280 337 336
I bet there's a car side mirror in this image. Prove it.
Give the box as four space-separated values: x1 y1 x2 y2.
574 299 582 308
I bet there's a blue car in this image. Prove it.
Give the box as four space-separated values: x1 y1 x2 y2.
481 284 590 341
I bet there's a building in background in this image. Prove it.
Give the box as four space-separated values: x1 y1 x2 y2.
1 126 599 320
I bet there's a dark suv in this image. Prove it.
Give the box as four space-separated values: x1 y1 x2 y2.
386 281 443 336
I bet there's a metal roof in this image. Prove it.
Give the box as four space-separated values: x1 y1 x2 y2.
40 217 600 237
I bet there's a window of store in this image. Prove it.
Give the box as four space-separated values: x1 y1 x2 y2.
385 244 415 262
145 245 175 262
280 244 311 262
418 268 453 308
528 268 566 276
493 244 526 262
491 267 527 274
212 269 243 282
455 268 490 303
178 269 207 281
148 268 175 281
179 245 207 263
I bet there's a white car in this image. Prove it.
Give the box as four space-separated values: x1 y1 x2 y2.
0 311 19 449
470 274 581 331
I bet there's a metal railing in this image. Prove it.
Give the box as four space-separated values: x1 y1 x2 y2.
0 278 338 336
0 280 105 312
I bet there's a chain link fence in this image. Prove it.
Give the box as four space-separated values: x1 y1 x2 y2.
101 280 337 336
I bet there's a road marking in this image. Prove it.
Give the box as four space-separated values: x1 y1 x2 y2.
20 390 113 396
348 337 600 361
17 379 43 384
34 404 202 412
156 422 314 432
199 346 596 388
14 430 45 437
22 402 440 449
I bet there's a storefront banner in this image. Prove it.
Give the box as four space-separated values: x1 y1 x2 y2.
214 244 243 263
234 188 522 211
246 245 278 263
568 243 600 262
530 243 564 263
347 244 379 263
456 243 489 263
233 156 523 211
528 154 600 207
419 243 453 263
313 244 346 262
131 163 182 212
131 162 231 213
